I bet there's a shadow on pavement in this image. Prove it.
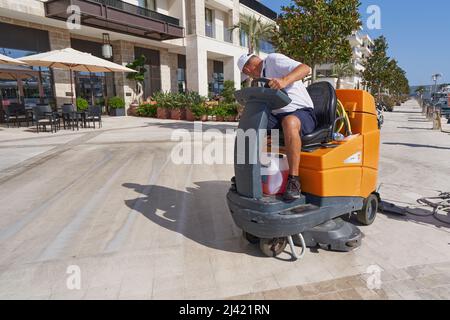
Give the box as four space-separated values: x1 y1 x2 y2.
380 201 450 229
122 181 265 257
396 127 432 131
383 142 450 150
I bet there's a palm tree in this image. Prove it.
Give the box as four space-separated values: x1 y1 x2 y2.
415 86 426 95
232 14 276 54
332 62 356 89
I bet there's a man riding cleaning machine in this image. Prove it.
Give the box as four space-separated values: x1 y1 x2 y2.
237 53 317 201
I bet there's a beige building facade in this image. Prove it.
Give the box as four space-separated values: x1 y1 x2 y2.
0 0 277 112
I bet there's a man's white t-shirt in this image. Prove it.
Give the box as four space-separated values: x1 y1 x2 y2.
261 53 314 115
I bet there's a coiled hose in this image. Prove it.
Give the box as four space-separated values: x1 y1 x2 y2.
406 192 450 224
335 100 352 135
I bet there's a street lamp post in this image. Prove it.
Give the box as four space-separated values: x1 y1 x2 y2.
431 73 442 95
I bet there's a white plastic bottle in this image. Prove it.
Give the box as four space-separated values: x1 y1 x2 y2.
261 153 290 195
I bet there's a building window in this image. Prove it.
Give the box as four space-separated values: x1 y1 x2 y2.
148 0 156 11
240 29 248 47
0 48 54 107
205 8 214 38
137 0 156 11
209 61 224 96
260 39 275 53
177 54 186 93
71 38 115 106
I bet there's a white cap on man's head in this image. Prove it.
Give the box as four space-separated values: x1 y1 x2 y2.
237 53 256 81
237 53 256 72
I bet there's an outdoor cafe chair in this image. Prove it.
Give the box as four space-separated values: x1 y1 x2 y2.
4 103 33 128
85 105 102 129
33 104 60 133
61 104 83 131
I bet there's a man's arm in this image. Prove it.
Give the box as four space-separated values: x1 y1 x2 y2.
268 64 312 90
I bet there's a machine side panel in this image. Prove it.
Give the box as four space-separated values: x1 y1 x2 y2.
363 130 380 170
336 89 377 115
361 167 378 198
299 167 362 197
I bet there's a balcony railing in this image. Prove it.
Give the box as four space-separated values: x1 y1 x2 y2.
240 0 277 20
45 0 184 40
94 0 180 25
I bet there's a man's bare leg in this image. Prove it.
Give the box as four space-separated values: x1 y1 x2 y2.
281 116 303 201
282 116 302 176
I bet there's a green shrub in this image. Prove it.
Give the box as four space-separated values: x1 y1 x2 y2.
137 103 157 117
95 97 105 107
212 104 228 118
190 103 208 118
152 92 183 109
382 95 396 112
224 102 239 116
76 97 89 112
213 102 239 118
222 80 236 103
185 91 206 108
108 96 125 109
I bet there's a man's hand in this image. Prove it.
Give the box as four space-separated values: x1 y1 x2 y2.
268 78 288 90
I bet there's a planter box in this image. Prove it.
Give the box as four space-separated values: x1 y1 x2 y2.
127 103 139 116
157 107 170 119
225 115 237 122
170 108 186 120
109 108 126 117
216 116 225 122
185 109 195 121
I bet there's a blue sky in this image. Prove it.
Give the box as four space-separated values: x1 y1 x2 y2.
260 0 450 86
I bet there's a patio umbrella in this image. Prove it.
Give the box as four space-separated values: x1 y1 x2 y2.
0 53 27 66
0 65 37 104
19 48 136 104
0 65 36 80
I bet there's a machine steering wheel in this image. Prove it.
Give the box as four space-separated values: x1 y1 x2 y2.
251 78 289 96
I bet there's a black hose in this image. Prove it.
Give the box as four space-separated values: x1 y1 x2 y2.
406 192 450 224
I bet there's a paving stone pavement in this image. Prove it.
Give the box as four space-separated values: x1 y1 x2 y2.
230 261 450 300
0 100 449 300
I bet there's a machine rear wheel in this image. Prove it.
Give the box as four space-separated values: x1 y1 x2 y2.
259 238 288 257
357 194 379 226
243 231 260 245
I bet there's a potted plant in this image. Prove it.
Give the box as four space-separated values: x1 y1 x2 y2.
169 93 186 121
190 103 208 121
94 97 106 114
214 104 227 122
108 96 126 116
153 92 170 119
136 101 157 118
224 103 239 122
76 97 89 112
185 91 206 121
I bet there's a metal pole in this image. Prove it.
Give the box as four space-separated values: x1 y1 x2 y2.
70 68 74 105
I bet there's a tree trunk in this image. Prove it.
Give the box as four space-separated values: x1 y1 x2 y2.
337 78 341 89
248 37 253 54
136 82 144 104
378 86 382 104
311 65 317 83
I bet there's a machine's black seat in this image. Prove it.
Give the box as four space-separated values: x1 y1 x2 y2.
302 82 337 147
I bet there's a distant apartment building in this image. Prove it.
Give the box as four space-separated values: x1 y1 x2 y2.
0 0 276 111
316 30 374 90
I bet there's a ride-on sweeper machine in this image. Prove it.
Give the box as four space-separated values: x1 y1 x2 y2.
226 79 380 259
